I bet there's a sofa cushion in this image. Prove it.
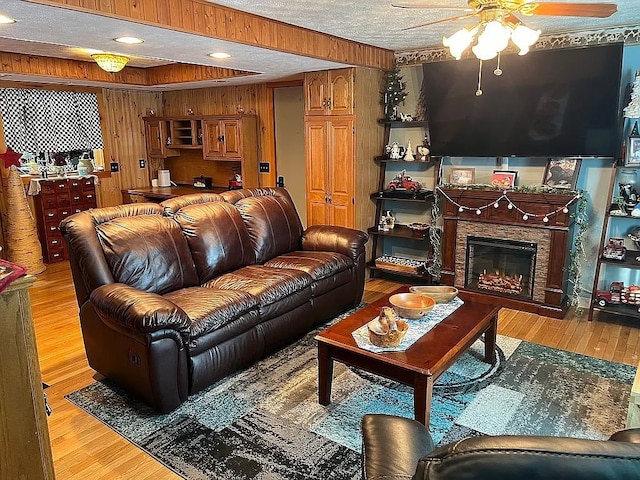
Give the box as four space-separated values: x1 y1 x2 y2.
233 194 303 263
163 287 259 340
96 215 198 294
264 251 353 296
204 265 312 319
172 201 256 283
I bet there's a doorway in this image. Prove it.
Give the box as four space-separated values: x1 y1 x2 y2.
274 86 306 227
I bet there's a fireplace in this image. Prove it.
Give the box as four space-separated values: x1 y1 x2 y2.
465 236 537 301
440 188 576 318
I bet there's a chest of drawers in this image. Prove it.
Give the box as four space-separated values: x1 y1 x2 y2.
33 177 97 263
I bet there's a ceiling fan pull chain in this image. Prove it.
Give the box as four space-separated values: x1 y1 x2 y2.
476 60 483 96
494 52 503 76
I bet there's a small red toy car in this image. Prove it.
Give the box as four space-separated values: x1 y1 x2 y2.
387 170 423 193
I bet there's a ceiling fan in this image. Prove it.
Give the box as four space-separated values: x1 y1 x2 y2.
392 1 617 94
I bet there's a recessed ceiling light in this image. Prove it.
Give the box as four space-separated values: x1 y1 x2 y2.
115 37 144 44
209 52 231 59
0 14 16 24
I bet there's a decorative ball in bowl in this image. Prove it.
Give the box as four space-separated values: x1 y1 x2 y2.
367 306 409 348
389 293 435 319
409 285 459 304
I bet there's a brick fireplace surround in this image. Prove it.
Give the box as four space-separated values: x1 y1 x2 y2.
440 188 576 319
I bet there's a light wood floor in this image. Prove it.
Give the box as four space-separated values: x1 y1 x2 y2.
30 262 640 479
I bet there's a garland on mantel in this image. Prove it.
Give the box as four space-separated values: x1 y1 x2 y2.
433 185 588 308
436 185 581 222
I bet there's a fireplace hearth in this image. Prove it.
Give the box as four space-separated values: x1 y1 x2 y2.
440 189 576 318
465 236 537 300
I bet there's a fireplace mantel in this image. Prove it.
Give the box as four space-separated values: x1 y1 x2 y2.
440 188 576 318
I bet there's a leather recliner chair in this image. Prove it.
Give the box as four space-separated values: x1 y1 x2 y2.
361 414 640 479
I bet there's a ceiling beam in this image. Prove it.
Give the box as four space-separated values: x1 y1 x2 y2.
0 51 257 86
25 0 395 70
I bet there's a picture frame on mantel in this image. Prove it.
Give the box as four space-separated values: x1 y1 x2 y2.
449 167 475 185
491 170 517 188
543 158 581 189
626 135 640 166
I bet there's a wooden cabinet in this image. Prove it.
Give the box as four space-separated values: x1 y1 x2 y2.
33 177 97 263
202 118 242 159
1 276 55 480
304 67 383 234
304 68 354 116
143 115 259 190
169 119 202 148
306 117 354 227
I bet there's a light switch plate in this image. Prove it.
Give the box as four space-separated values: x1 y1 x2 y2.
259 162 270 173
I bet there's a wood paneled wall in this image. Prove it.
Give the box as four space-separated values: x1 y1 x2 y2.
99 89 163 204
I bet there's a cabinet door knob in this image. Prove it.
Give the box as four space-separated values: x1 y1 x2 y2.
218 135 225 142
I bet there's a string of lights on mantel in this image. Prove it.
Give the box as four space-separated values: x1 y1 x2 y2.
435 186 581 223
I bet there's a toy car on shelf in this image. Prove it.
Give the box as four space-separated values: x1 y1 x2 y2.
594 281 640 311
602 238 626 261
386 170 423 193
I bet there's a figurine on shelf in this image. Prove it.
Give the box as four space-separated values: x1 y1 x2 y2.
403 141 415 161
384 210 395 229
389 142 402 160
619 182 638 213
378 215 389 232
602 237 626 261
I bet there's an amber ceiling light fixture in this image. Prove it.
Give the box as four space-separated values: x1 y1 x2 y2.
91 53 129 73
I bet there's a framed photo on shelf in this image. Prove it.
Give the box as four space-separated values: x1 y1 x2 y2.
542 158 581 189
449 167 475 185
626 135 640 166
491 170 517 188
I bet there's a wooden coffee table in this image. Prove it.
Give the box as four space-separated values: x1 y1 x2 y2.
316 286 500 426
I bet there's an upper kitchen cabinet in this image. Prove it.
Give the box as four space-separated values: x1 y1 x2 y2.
304 68 354 116
202 117 245 159
143 118 178 158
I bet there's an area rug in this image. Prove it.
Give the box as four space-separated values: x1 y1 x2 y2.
67 311 635 480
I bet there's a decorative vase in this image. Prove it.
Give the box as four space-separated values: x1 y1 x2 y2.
77 154 94 176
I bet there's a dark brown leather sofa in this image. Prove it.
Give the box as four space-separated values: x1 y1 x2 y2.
361 414 640 479
60 188 368 413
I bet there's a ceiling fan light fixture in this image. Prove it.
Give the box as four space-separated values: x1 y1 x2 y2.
479 20 511 52
472 42 498 61
443 28 474 60
0 14 15 24
92 53 129 73
511 24 541 55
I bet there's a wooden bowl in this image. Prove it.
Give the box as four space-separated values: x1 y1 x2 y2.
389 293 435 319
409 285 459 304
367 319 409 347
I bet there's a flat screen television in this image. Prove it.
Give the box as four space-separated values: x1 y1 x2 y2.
421 43 623 158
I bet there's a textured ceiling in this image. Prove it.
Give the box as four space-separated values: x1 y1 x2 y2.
0 0 639 90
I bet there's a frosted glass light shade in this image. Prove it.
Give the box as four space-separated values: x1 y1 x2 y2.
92 53 129 73
443 28 474 60
512 25 541 55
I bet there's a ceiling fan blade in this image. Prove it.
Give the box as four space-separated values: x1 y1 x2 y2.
401 12 478 31
527 3 617 18
392 3 474 11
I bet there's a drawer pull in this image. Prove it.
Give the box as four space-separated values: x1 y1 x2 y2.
49 226 56 231
51 240 58 245
47 213 55 218
58 184 65 188
86 195 93 199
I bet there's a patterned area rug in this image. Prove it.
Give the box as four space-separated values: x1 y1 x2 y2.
67 311 635 480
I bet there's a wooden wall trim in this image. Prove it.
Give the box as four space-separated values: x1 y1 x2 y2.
26 0 395 70
0 52 255 86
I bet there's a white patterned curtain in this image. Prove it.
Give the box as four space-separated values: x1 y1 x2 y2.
0 88 104 153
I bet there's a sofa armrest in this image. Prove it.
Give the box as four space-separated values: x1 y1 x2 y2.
610 429 640 444
361 414 435 480
301 225 369 261
90 283 191 344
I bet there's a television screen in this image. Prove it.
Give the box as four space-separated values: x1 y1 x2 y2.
422 44 623 158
